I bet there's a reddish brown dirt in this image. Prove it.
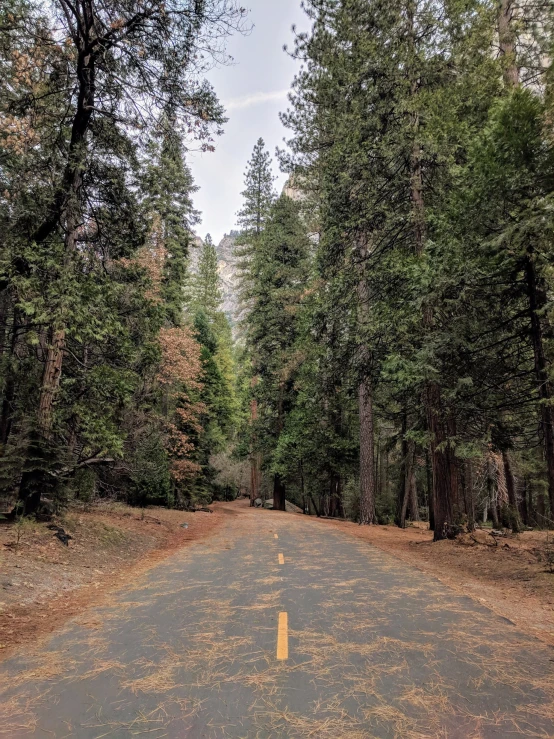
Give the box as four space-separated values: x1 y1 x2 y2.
0 502 224 660
313 516 554 646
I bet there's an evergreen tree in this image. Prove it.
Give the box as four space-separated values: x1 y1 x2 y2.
144 120 200 326
191 235 223 321
244 194 311 511
237 138 276 238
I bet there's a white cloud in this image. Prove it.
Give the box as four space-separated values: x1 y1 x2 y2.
225 89 289 111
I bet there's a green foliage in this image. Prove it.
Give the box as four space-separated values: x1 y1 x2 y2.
0 0 244 515
237 138 276 238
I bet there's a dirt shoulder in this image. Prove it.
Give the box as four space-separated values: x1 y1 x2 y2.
0 502 224 660
310 516 554 647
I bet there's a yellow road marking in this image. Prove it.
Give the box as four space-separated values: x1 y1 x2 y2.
278 553 285 565
277 612 288 660
274 534 278 539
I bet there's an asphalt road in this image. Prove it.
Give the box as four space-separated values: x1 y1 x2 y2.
1 504 554 738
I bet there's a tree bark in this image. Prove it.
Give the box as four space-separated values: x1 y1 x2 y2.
273 474 286 512
309 491 321 517
0 306 19 448
464 459 476 532
426 449 434 529
249 377 260 506
502 451 522 532
408 458 419 522
358 378 376 524
396 411 408 527
487 459 500 527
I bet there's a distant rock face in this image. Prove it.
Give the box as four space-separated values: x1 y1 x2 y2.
216 232 240 323
189 231 241 326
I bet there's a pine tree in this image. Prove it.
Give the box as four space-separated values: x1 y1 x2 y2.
144 120 200 326
235 139 277 504
237 138 276 238
244 194 311 511
191 235 223 321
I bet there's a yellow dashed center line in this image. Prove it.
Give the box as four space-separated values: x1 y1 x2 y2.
278 553 285 565
274 533 278 539
277 612 288 660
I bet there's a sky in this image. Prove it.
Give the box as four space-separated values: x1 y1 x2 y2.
188 1 309 245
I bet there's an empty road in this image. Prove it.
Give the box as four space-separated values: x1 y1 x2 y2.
1 503 553 738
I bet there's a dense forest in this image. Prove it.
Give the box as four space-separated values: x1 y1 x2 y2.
1 0 554 543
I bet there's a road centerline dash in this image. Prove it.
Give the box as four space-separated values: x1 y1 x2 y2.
277 612 288 660
278 553 285 565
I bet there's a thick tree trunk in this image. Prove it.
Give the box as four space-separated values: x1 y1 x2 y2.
358 378 376 524
408 459 419 522
273 474 286 512
426 385 454 540
38 327 66 435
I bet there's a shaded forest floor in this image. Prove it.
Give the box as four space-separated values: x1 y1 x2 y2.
318 516 554 646
0 502 223 660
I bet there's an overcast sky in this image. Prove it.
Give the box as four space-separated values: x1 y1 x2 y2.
188 1 309 245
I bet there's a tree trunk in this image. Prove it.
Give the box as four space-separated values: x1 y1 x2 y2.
502 451 522 532
537 491 546 528
38 327 66 435
396 411 408 527
399 442 415 529
425 385 454 540
426 449 434 529
0 306 19 448
249 378 260 506
464 459 476 532
487 459 500 528
309 491 321 517
329 473 344 518
358 378 376 524
525 253 554 518
273 474 286 512
408 458 419 522
498 0 519 87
